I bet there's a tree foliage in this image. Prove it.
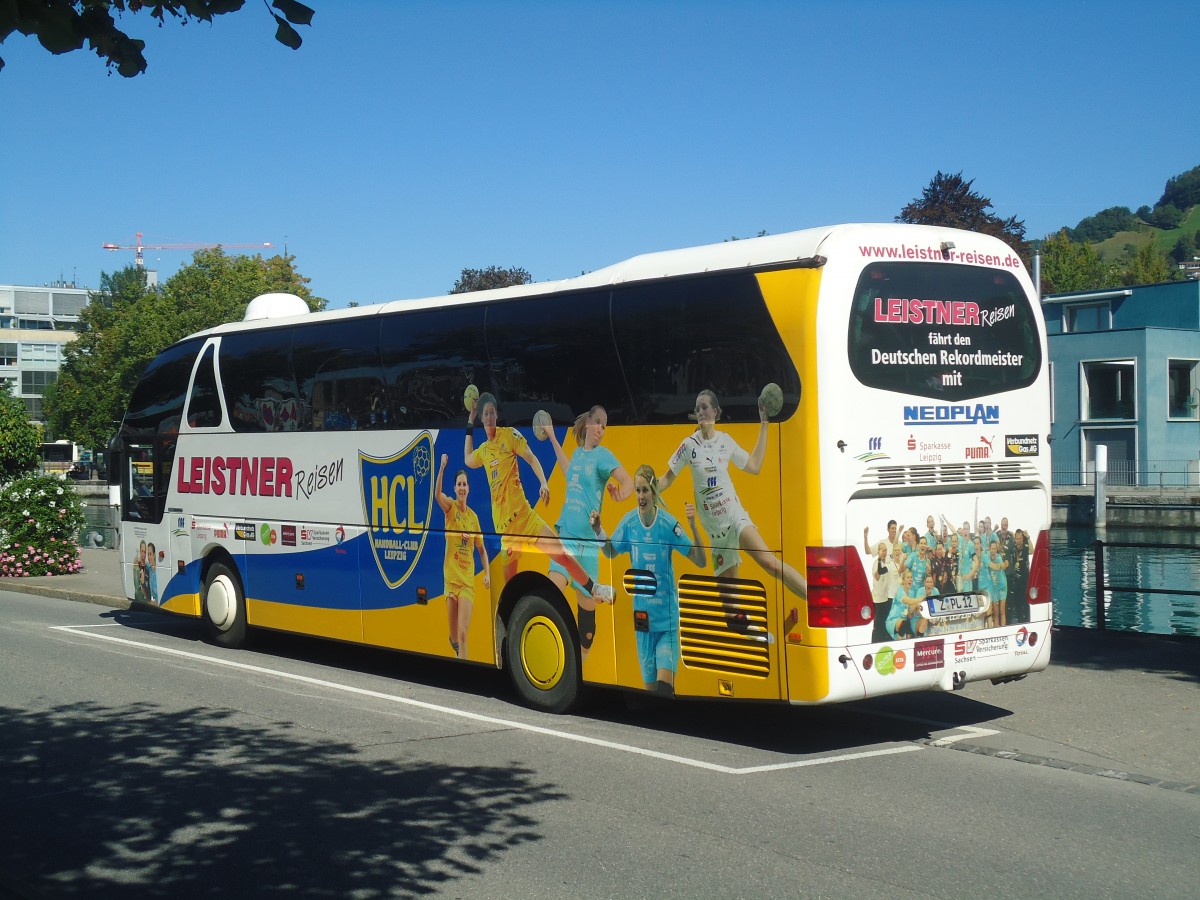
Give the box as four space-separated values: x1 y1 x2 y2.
1038 230 1116 295
1066 206 1137 243
0 0 314 76
1119 240 1174 287
1171 233 1197 265
896 171 1030 264
45 266 155 448
1039 229 1181 295
450 266 532 294
1040 163 1200 294
0 379 40 481
1157 164 1200 212
45 249 324 447
1145 203 1184 230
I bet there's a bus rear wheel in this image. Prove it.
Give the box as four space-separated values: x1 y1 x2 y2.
203 561 247 648
505 594 580 713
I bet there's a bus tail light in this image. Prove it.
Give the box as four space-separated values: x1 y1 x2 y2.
1027 529 1052 605
805 546 874 629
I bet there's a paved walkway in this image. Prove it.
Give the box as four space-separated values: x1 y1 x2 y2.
1 548 128 609
3 548 1197 788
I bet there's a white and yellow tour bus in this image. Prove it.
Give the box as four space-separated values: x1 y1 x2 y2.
112 223 1052 712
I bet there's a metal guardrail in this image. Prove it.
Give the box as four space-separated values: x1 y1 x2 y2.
1093 539 1200 631
1054 459 1200 489
78 502 119 551
1056 460 1200 489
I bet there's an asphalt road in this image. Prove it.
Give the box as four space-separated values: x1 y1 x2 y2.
1 587 1197 899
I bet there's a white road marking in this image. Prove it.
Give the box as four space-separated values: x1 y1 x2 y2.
51 625 932 774
928 725 1001 746
857 708 1001 743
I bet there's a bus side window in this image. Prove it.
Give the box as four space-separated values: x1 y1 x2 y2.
380 306 490 430
186 344 223 429
611 273 800 424
484 291 632 425
218 329 299 433
292 317 387 432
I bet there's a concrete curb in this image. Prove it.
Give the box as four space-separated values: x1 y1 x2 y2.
1 580 130 610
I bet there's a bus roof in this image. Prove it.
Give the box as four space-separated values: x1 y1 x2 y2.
187 222 1019 340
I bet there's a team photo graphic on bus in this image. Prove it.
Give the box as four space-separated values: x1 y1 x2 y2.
111 224 1052 712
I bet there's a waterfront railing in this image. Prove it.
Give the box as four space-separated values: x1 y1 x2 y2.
1092 539 1200 631
1054 459 1200 490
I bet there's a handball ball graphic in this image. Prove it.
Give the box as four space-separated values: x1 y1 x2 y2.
463 383 479 413
414 445 431 478
532 409 552 440
759 382 784 417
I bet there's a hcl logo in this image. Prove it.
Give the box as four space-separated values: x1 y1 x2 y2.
868 437 883 451
359 432 435 589
904 404 1000 427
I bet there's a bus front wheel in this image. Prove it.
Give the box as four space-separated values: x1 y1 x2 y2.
203 561 247 648
505 594 580 714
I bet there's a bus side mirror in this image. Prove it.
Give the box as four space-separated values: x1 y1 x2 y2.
107 437 123 508
107 437 122 488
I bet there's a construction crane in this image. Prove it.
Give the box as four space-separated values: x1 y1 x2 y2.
102 232 273 269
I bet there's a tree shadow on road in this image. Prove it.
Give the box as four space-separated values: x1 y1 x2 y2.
0 699 565 898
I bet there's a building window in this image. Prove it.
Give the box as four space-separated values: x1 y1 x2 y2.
21 369 58 395
19 343 59 364
1168 359 1199 419
1065 302 1111 333
0 342 16 366
1082 360 1135 420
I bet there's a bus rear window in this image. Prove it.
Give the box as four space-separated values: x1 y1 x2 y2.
847 262 1041 401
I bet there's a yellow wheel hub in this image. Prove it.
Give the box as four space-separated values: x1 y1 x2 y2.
520 615 565 690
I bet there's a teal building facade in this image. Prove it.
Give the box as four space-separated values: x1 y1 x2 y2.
1044 279 1200 485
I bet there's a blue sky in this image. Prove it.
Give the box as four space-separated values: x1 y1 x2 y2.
1 0 1195 308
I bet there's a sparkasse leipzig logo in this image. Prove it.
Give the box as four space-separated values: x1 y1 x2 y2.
359 432 435 588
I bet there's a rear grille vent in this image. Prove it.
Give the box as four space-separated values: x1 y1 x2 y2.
857 460 1039 490
677 574 771 679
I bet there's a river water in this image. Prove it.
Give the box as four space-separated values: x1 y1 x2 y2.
1051 525 1200 636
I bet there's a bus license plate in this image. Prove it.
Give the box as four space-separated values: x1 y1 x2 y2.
924 592 985 619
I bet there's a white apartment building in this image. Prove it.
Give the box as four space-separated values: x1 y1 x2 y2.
0 282 91 429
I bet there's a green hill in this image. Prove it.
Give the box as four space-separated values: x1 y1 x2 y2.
1063 164 1200 264
1092 204 1200 260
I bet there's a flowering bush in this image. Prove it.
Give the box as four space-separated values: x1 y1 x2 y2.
0 474 85 577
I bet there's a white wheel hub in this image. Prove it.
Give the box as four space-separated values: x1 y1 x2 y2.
207 575 236 631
